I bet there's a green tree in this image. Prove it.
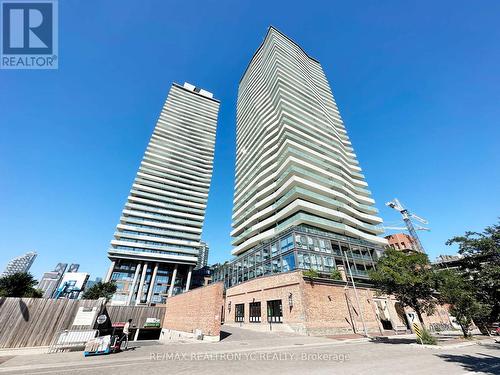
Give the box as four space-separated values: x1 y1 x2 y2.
0 272 42 298
436 270 489 338
446 220 500 325
369 249 436 327
81 281 117 302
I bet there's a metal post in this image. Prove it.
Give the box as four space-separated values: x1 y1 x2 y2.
127 262 142 305
104 260 116 282
146 263 159 304
343 250 369 337
135 262 148 305
168 264 178 297
185 265 193 292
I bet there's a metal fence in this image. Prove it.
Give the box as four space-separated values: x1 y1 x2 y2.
48 329 98 353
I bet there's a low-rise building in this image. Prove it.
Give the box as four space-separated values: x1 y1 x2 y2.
385 233 420 253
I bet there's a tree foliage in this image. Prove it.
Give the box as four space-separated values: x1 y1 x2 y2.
369 249 436 327
445 220 500 325
0 272 42 298
81 281 117 301
436 269 489 337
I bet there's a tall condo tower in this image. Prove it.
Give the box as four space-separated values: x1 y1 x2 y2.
1 251 37 277
214 27 386 287
105 83 219 305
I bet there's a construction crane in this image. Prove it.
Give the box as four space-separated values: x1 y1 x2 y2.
385 198 429 253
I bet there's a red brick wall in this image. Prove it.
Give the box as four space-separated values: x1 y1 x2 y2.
224 271 452 336
302 281 381 335
163 282 223 338
225 272 305 326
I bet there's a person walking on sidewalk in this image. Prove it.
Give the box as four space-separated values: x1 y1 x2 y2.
120 319 133 350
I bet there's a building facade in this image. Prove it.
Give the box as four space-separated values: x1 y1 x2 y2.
105 82 220 305
195 241 209 270
214 27 387 287
385 233 418 253
222 270 452 335
1 251 37 278
38 263 82 298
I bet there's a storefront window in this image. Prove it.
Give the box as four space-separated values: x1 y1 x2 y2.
235 303 244 322
249 302 261 323
267 300 283 323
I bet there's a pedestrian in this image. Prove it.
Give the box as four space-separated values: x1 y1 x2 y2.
121 319 132 350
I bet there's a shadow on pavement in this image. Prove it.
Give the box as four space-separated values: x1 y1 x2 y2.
369 337 416 345
220 331 232 341
436 350 500 375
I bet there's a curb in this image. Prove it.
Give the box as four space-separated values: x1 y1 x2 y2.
410 338 496 350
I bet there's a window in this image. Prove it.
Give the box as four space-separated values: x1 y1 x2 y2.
235 303 244 322
323 256 334 272
249 302 261 323
272 258 280 273
280 235 294 252
271 243 279 257
263 262 272 275
332 242 341 255
267 300 283 323
256 265 263 277
307 236 314 249
263 246 270 260
282 253 296 272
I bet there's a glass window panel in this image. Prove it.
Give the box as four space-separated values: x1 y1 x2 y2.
297 252 305 269
263 262 272 275
272 258 280 273
263 246 271 260
256 265 263 277
280 235 294 252
282 252 296 272
271 243 279 257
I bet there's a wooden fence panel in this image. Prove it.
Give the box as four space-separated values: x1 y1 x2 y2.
0 298 103 348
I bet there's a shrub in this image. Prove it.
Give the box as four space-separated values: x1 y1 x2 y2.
419 329 437 345
330 270 342 280
303 269 319 278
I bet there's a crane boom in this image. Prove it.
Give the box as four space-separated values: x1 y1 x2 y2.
385 198 429 253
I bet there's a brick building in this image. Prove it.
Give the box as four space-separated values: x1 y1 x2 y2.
385 233 419 253
223 270 451 336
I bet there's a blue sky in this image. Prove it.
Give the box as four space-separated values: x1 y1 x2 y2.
1 1 499 281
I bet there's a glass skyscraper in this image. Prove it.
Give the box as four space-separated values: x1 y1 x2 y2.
214 27 387 287
105 82 219 305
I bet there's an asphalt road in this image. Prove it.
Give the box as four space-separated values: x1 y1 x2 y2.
0 327 498 375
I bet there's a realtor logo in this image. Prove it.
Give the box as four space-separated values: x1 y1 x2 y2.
1 0 58 69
